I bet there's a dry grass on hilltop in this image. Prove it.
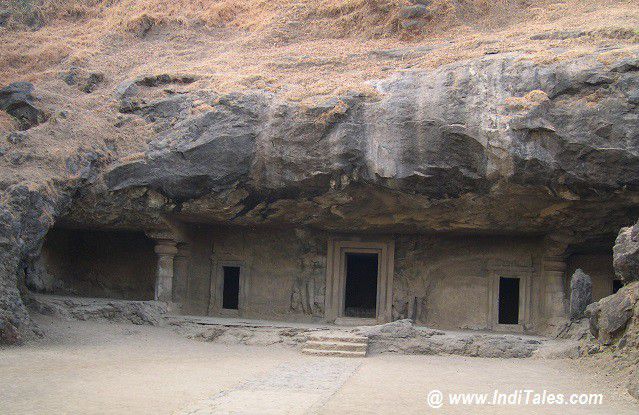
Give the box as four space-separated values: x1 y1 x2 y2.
0 0 637 196
1 0 638 100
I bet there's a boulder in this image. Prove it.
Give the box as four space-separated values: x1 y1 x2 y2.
0 313 21 345
613 220 639 283
629 369 639 400
0 10 11 27
0 82 47 130
569 269 592 319
585 282 638 345
399 5 432 29
61 68 105 93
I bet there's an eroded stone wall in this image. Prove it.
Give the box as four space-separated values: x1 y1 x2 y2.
180 226 559 332
183 225 328 321
393 235 544 331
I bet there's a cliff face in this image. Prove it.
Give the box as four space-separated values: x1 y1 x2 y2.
101 52 639 234
1 50 639 343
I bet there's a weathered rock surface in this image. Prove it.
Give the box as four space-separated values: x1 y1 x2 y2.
173 316 550 358
585 281 638 344
570 269 593 320
614 219 639 283
0 82 47 130
355 320 546 358
2 51 639 344
27 293 167 326
585 218 639 401
630 369 639 400
94 52 639 236
0 156 103 344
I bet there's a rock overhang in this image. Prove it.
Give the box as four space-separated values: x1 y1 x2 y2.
61 51 639 237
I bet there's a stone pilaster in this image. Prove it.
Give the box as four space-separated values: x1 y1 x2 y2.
541 234 572 323
172 242 191 306
147 231 178 302
541 255 568 320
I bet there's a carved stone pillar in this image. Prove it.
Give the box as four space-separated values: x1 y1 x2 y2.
172 242 191 306
148 232 178 302
541 256 568 320
541 234 571 322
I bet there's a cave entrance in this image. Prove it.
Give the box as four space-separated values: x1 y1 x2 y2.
498 277 520 325
39 228 156 300
344 253 378 318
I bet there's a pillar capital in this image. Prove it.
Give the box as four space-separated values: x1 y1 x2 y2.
541 256 567 272
146 228 177 241
148 231 178 303
175 242 191 258
154 240 178 256
542 233 575 258
541 239 569 323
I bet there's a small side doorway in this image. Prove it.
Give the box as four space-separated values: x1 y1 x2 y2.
498 277 520 325
222 266 240 310
209 260 244 316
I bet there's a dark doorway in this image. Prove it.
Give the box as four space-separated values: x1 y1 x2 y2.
344 253 378 318
498 277 520 325
613 279 624 294
222 266 240 310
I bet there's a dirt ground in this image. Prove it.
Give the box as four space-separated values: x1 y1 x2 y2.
0 315 637 415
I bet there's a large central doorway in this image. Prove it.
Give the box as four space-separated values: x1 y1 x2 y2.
344 253 379 318
325 239 394 323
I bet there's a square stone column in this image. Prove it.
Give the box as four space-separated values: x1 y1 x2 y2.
541 255 568 319
148 233 178 302
172 242 191 307
541 234 571 324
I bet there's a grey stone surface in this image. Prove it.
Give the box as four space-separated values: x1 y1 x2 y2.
0 155 101 344
570 269 593 320
2 51 639 344
96 52 639 237
26 293 167 325
0 82 47 130
180 316 548 359
629 369 639 401
614 220 639 283
586 282 638 345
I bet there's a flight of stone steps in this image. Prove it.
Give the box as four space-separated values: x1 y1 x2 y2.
302 331 369 357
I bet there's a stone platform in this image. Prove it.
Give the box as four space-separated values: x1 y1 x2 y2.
27 294 574 359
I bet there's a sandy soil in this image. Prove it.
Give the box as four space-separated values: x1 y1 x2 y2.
0 315 637 414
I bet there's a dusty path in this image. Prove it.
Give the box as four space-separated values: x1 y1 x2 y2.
0 316 637 415
181 359 362 414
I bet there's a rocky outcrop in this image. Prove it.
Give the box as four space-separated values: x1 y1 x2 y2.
0 152 104 344
0 82 47 130
585 281 638 345
26 294 167 326
586 224 639 400
614 219 639 283
94 51 639 236
630 369 639 400
570 269 592 320
2 50 639 344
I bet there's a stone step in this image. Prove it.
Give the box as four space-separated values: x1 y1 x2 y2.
302 348 367 358
305 340 368 352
